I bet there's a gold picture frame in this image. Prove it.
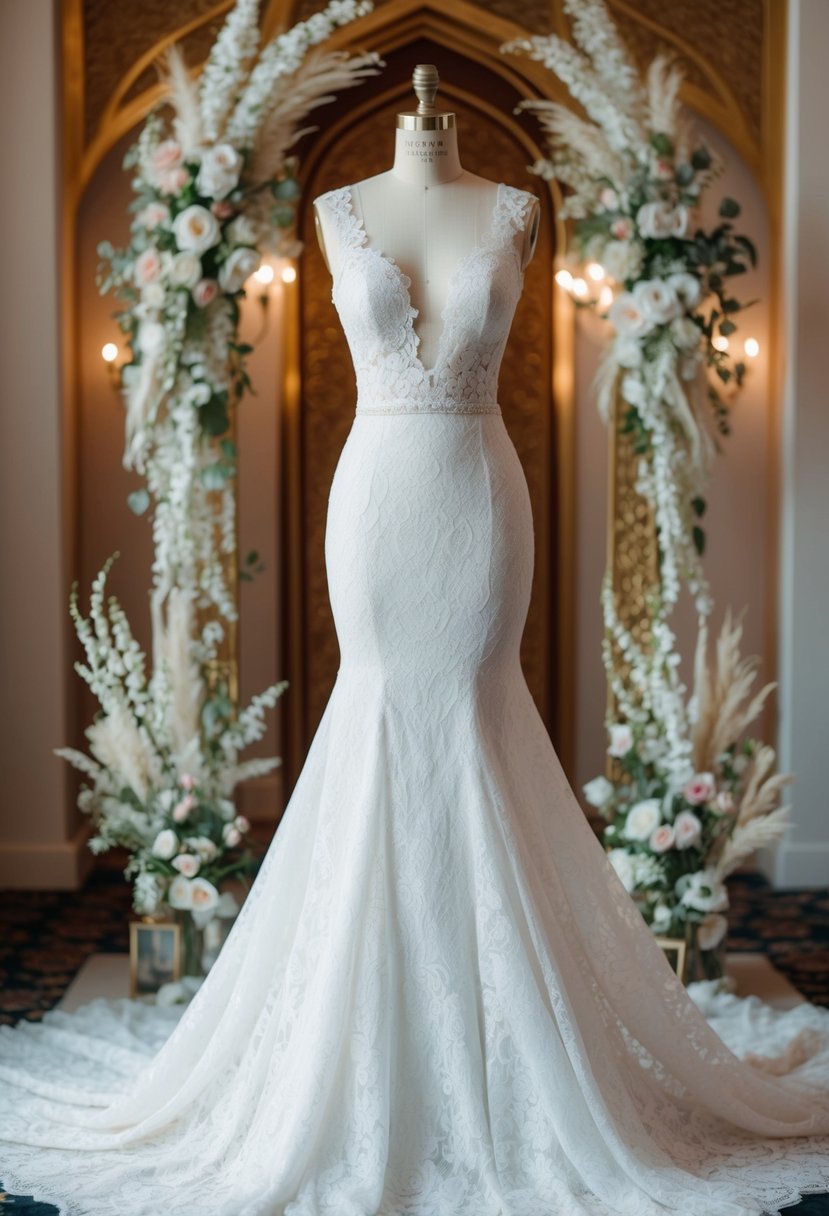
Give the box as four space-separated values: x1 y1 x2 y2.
654 936 688 982
129 917 182 997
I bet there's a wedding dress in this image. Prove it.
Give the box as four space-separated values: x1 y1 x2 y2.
2 179 829 1216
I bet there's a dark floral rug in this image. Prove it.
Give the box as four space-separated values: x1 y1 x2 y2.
1 862 827 1210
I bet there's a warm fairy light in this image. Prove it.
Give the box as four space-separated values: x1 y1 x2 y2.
587 262 605 282
712 335 729 352
599 285 614 311
101 342 118 363
281 265 297 284
572 277 589 299
555 269 574 292
744 337 760 358
253 264 275 285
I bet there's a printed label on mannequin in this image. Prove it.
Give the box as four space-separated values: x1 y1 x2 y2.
402 136 448 163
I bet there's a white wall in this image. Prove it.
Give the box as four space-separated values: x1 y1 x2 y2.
0 0 90 886
772 0 829 888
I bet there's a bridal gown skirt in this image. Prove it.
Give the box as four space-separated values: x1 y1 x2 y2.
2 410 829 1216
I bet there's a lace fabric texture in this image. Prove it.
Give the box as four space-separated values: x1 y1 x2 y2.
2 180 829 1216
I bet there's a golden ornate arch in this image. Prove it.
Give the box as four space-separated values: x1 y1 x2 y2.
60 0 787 808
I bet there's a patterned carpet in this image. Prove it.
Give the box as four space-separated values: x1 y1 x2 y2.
0 860 827 1211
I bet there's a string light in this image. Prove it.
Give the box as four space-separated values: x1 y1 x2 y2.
572 277 589 299
253 264 275 286
101 342 118 363
586 262 605 282
554 269 574 292
598 285 614 311
281 265 297 284
744 337 760 358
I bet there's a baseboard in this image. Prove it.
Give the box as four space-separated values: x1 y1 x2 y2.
0 820 94 890
762 840 829 889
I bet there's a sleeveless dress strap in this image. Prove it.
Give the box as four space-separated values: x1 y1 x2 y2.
315 186 367 254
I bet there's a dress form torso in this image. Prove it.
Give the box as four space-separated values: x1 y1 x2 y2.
315 115 540 372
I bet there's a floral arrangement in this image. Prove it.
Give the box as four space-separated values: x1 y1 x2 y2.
504 0 791 977
98 0 379 620
58 1 379 930
584 610 791 976
56 557 287 920
504 0 757 613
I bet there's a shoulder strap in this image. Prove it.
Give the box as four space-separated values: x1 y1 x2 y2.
315 186 366 254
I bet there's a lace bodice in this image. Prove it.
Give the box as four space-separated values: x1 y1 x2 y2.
314 182 535 415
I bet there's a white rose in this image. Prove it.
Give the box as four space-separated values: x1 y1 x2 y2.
607 292 653 339
189 877 221 928
607 722 634 758
185 835 218 862
697 912 728 951
652 902 672 928
173 204 221 254
169 251 202 289
172 853 200 878
218 246 260 293
668 271 702 309
226 214 259 246
608 848 636 893
671 205 690 237
223 824 241 847
583 775 615 810
633 278 681 325
681 869 729 913
233 815 250 833
624 798 662 842
138 320 166 355
602 239 644 283
621 373 647 408
141 282 166 309
636 200 679 240
168 874 194 910
670 315 700 350
151 828 178 860
615 337 642 369
674 809 703 850
196 143 243 201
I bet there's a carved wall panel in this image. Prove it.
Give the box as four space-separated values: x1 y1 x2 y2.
284 46 557 785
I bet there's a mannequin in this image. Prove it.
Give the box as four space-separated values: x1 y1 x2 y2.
314 64 541 371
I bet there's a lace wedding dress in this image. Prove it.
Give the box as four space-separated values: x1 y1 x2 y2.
2 180 829 1216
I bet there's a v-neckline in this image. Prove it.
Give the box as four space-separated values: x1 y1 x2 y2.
342 181 507 380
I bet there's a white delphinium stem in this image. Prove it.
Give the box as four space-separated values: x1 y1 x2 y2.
198 0 263 143
226 0 372 146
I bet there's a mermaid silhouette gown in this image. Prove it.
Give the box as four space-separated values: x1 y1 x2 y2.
1 180 829 1216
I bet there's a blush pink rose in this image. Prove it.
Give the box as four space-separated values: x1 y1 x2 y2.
172 792 197 823
157 167 189 195
674 810 703 850
649 824 676 854
150 140 183 175
137 201 170 229
683 772 716 806
223 825 242 848
714 790 736 815
610 217 634 240
134 247 162 286
192 278 219 308
211 200 236 220
180 773 196 791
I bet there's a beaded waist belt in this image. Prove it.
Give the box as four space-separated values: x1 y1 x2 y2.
355 402 501 416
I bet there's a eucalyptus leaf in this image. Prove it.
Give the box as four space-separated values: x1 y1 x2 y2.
127 488 151 515
719 197 741 218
